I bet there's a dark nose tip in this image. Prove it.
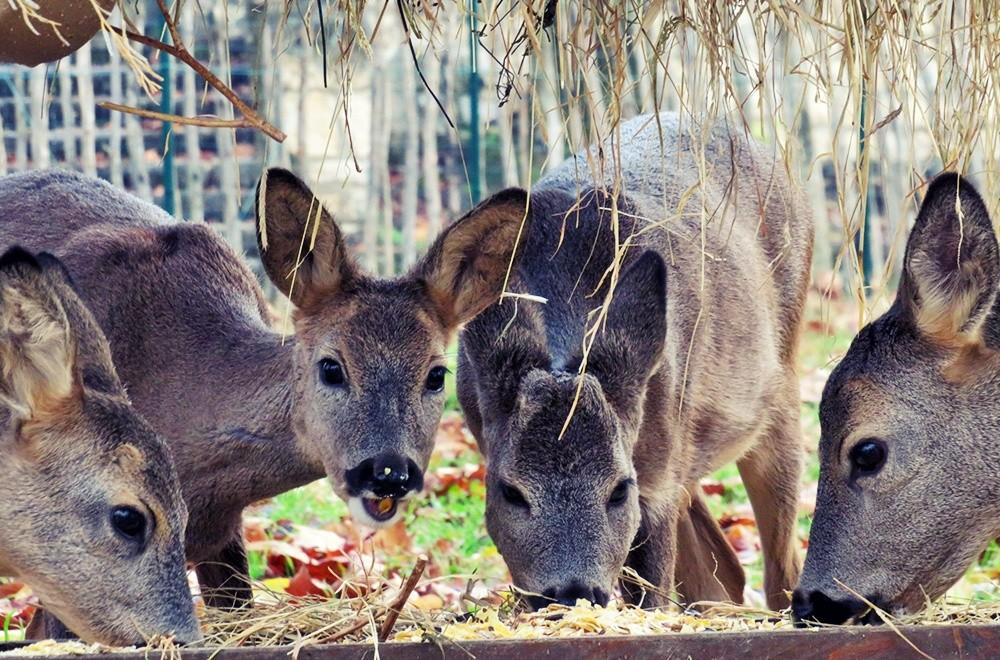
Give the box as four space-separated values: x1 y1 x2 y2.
792 588 867 626
171 630 204 646
345 453 423 498
537 581 609 608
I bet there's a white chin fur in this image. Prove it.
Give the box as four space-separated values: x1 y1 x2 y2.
348 496 404 529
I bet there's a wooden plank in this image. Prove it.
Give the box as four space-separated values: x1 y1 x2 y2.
1 625 997 660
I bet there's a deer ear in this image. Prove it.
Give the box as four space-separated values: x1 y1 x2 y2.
0 247 80 425
461 291 550 421
902 173 999 345
584 250 667 412
255 168 358 307
414 188 529 328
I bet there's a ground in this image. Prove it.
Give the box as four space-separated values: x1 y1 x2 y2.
2 288 999 640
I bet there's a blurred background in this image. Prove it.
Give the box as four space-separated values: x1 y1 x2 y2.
1 0 999 620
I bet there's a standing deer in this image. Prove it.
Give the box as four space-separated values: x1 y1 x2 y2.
458 113 813 609
0 247 200 646
794 173 1000 623
0 169 525 613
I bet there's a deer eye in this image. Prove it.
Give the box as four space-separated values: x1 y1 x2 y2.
426 366 447 392
500 481 529 509
319 358 346 387
849 439 887 477
608 479 632 507
110 506 148 542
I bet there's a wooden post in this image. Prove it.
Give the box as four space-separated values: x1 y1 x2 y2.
379 68 394 275
402 61 418 266
441 38 462 217
58 60 77 164
420 54 443 237
76 45 97 177
295 21 309 172
518 92 531 187
109 48 125 187
14 71 28 171
28 65 50 169
181 1 204 221
499 97 519 187
539 41 565 171
364 59 380 273
213 2 240 248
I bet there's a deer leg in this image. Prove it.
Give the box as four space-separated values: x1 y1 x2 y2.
26 610 75 640
737 404 803 610
674 489 746 606
195 535 253 610
621 505 678 608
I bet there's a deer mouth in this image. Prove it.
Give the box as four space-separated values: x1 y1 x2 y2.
347 494 405 528
362 495 399 522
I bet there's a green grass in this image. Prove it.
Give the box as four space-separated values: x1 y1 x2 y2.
266 483 349 525
400 481 504 579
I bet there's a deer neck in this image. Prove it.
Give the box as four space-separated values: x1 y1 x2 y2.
162 326 325 511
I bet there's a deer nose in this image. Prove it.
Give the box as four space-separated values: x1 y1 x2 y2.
792 588 867 625
345 453 423 498
537 581 609 608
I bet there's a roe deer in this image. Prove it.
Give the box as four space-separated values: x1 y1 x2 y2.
0 247 199 645
794 173 1000 624
458 113 814 609
0 168 526 609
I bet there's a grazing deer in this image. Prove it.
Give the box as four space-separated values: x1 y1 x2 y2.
458 113 814 609
794 173 1000 624
0 247 199 646
0 168 525 610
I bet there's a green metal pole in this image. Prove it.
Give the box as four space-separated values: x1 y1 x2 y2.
159 14 176 216
467 11 482 204
856 86 873 289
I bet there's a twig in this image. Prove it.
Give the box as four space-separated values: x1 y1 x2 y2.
833 579 933 660
395 0 455 128
115 0 287 143
99 102 255 129
317 0 329 88
378 555 428 642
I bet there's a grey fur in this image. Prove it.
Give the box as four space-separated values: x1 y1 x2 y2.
794 173 1000 623
0 248 199 645
459 113 814 609
0 168 526 608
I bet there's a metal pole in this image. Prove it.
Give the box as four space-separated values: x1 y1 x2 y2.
467 11 482 204
159 13 176 216
856 85 873 289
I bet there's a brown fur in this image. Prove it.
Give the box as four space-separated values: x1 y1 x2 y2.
795 173 1000 623
0 247 199 645
0 168 527 610
459 113 814 609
